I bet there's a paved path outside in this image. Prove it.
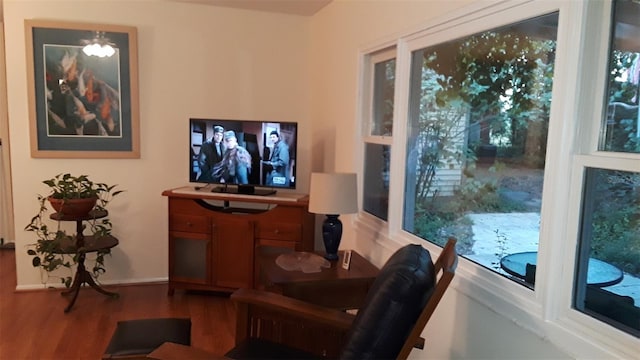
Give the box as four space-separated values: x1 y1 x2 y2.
464 212 640 305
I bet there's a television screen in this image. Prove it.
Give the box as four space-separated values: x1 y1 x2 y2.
189 118 298 195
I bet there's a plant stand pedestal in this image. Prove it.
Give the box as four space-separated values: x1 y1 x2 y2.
51 210 120 313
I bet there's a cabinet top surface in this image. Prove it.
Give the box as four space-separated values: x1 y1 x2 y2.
162 186 309 205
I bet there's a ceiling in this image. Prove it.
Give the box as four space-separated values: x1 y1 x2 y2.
172 0 332 16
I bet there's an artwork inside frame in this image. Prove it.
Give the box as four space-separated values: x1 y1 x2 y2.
25 20 140 158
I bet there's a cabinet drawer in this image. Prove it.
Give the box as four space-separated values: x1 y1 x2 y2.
170 214 210 233
256 222 301 241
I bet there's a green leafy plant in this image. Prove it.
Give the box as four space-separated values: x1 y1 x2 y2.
492 229 509 271
589 170 640 277
44 173 119 202
25 174 123 287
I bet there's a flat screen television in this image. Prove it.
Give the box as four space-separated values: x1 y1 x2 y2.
189 118 298 195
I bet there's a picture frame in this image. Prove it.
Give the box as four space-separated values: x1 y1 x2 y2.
25 20 139 158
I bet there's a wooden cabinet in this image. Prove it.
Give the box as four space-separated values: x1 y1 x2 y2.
213 216 254 289
163 187 314 294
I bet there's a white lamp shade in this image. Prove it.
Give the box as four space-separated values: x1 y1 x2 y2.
308 172 358 215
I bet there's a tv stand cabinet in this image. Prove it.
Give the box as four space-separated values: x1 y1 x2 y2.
162 187 315 295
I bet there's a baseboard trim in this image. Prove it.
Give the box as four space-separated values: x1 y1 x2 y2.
16 277 169 291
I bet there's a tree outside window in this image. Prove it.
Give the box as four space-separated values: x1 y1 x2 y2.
403 13 557 265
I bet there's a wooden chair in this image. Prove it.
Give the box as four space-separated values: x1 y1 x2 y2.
226 238 458 359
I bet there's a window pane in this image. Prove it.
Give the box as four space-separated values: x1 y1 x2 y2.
363 143 390 220
364 55 394 221
600 0 640 153
574 168 640 336
371 59 395 136
403 13 558 284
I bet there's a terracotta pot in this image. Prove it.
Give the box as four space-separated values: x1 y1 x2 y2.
48 196 98 217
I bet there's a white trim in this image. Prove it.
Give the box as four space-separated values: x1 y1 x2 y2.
575 154 640 171
386 37 411 235
369 48 396 64
362 135 392 146
536 0 584 324
16 277 169 291
585 0 616 153
362 48 396 138
402 1 541 52
401 0 532 44
358 45 397 221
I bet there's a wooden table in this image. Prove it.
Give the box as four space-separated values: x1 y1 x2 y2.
256 248 379 310
57 235 119 312
51 210 119 312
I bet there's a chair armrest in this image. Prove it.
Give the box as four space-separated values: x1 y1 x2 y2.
231 288 355 331
231 289 355 358
147 342 225 359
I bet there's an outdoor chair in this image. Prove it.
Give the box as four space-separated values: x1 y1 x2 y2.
585 285 640 334
225 238 458 359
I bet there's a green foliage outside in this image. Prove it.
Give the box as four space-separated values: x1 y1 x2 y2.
606 51 640 152
591 48 640 276
410 25 555 254
589 170 640 276
407 16 639 279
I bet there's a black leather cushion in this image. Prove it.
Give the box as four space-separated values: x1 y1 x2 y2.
225 338 319 360
339 244 435 360
103 318 191 357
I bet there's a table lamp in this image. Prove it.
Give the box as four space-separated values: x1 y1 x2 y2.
308 172 358 260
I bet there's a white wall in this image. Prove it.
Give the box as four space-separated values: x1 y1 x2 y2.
4 0 311 288
308 0 569 359
0 22 13 245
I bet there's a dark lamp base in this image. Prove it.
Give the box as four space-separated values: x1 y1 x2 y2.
325 253 339 261
322 214 342 261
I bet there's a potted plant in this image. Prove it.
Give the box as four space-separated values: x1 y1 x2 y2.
25 173 123 287
44 173 118 216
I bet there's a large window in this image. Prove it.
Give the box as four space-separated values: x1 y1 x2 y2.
573 0 640 337
358 0 640 347
403 14 557 280
363 50 395 221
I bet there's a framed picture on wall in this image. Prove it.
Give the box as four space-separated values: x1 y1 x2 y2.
25 20 140 158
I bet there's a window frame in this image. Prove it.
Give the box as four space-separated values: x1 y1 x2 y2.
358 46 396 231
562 0 639 341
356 0 639 357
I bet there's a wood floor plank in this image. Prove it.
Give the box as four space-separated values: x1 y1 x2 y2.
0 249 236 359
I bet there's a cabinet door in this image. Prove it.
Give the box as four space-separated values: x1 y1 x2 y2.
169 231 212 285
213 217 254 289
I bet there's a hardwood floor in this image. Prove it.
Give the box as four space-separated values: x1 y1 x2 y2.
0 248 236 359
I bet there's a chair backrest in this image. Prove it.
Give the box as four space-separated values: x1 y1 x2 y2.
340 238 458 360
397 238 458 359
